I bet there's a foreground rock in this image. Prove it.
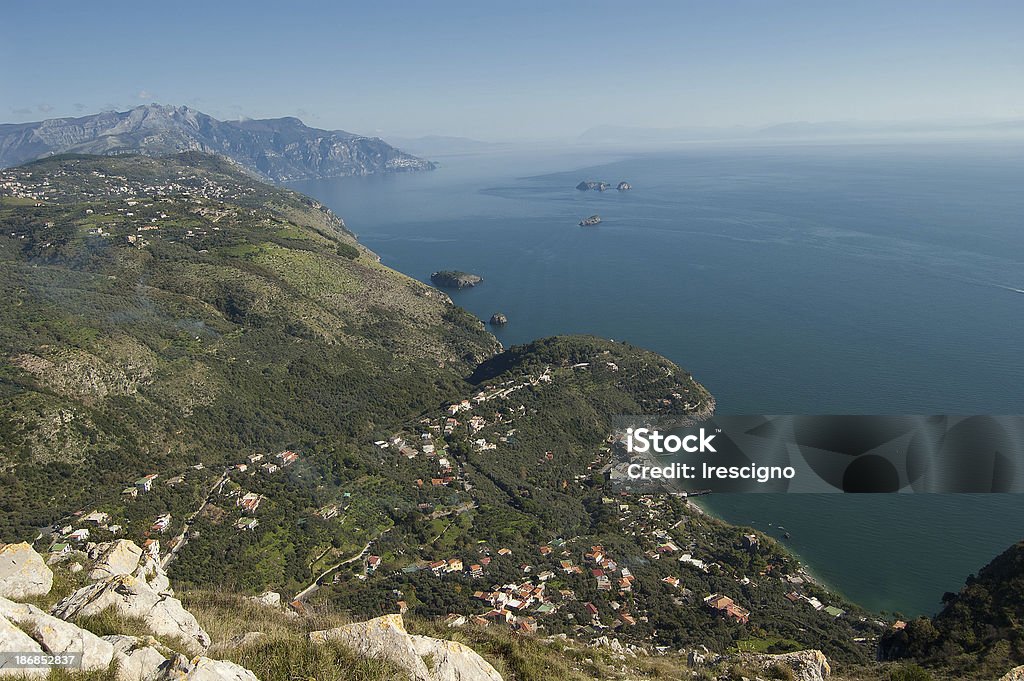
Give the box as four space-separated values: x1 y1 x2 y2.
249 591 281 608
88 539 145 580
0 597 114 671
51 575 210 654
431 271 482 290
311 614 502 681
739 649 831 681
0 543 53 600
104 635 172 681
0 613 46 677
1000 666 1024 681
488 313 508 327
157 653 260 681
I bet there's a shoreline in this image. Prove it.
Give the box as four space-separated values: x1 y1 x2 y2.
691 495 846 605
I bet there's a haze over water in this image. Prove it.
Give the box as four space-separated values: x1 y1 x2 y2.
294 141 1024 616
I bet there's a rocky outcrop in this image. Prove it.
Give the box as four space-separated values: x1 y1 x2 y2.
430 271 482 290
103 638 262 681
249 592 281 608
0 613 47 677
311 614 502 681
488 313 508 327
0 597 114 671
576 180 609 191
0 543 53 600
51 575 210 654
616 181 632 191
578 215 602 226
134 555 172 594
156 653 260 681
89 540 145 581
1000 666 1024 681
740 649 831 681
104 635 172 681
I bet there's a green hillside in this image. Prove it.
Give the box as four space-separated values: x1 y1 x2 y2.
0 153 877 671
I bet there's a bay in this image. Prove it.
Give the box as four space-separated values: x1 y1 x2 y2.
293 141 1024 616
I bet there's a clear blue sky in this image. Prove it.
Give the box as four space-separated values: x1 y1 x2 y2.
2 0 1021 139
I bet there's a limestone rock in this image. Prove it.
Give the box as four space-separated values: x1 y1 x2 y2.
1000 666 1024 681
155 653 260 681
311 614 501 681
409 634 504 681
740 649 831 681
249 592 280 608
0 613 47 677
0 597 114 671
488 313 507 327
103 635 170 681
0 543 53 600
89 540 144 580
134 556 171 594
209 632 264 656
51 575 210 654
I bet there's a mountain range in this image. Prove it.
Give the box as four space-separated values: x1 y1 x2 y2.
0 104 435 182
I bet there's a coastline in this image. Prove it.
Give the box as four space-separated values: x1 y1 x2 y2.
691 495 838 599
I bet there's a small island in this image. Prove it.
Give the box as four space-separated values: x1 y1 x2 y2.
430 270 482 289
579 215 602 226
576 180 609 192
617 181 632 191
489 313 508 326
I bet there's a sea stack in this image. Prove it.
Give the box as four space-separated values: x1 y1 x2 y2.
430 271 482 289
489 313 508 326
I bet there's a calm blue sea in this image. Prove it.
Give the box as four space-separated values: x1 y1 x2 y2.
293 141 1024 616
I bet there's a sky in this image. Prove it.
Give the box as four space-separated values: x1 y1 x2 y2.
2 0 1022 140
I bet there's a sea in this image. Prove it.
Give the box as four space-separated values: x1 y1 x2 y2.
292 140 1024 617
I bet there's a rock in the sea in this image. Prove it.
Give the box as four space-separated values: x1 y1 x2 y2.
576 180 609 192
0 597 114 671
311 614 502 681
0 612 47 677
0 542 53 600
51 574 210 654
578 214 602 226
155 653 261 681
249 591 281 608
430 271 482 290
103 635 171 681
616 181 632 191
488 313 508 326
89 539 144 580
740 649 831 681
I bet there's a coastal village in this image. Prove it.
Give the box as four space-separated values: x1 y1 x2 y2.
31 349 872 658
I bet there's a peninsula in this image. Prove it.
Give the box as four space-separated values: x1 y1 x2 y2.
430 270 483 289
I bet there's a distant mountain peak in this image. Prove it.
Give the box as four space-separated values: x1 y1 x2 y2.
0 104 435 182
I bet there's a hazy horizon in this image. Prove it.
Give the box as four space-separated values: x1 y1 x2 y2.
3 1 1022 141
